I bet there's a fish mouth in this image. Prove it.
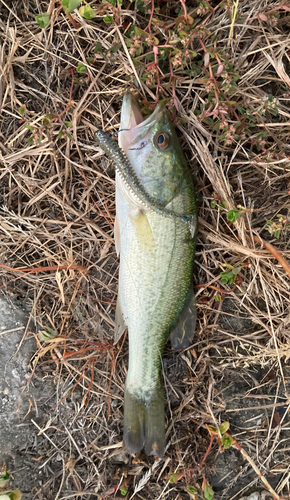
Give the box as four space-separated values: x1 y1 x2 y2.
119 93 166 152
119 93 144 131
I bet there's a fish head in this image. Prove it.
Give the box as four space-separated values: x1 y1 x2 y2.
119 93 188 205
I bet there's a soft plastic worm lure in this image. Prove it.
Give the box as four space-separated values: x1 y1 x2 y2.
95 130 197 236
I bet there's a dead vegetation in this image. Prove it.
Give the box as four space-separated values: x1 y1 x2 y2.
0 0 290 499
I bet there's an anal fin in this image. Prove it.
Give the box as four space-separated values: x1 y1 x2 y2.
170 287 196 350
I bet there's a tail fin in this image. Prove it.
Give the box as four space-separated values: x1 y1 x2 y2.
124 385 165 458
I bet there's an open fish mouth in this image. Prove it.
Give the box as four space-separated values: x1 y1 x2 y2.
119 92 144 131
118 93 166 154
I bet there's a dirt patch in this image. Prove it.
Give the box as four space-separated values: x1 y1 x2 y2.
0 293 55 498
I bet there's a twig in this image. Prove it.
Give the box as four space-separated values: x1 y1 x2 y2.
228 0 239 45
0 262 87 274
228 433 282 500
179 0 188 24
253 235 290 279
146 0 155 33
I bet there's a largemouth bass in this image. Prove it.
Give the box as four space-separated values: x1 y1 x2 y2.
95 93 197 457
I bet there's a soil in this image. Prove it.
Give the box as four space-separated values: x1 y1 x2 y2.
0 293 55 499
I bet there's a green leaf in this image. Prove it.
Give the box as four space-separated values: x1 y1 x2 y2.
0 471 10 490
221 435 233 449
67 133 73 139
186 485 198 498
119 487 127 496
26 137 34 145
61 0 81 14
220 271 236 285
221 263 233 269
77 63 87 73
160 49 168 61
132 58 142 67
43 117 51 127
39 327 58 342
213 122 221 131
169 473 180 484
206 424 218 434
0 473 10 481
204 116 214 125
232 266 241 275
103 14 114 23
111 43 121 53
2 488 22 500
35 12 50 29
79 5 97 19
210 200 217 208
63 121 72 127
134 26 147 37
227 209 243 223
19 105 26 117
204 484 214 500
145 53 154 61
94 42 103 53
219 421 230 434
136 0 145 14
214 294 221 302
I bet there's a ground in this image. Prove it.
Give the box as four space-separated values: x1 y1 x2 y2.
0 1 290 499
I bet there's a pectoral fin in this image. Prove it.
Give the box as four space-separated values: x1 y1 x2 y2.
129 209 155 249
170 288 196 350
114 294 127 344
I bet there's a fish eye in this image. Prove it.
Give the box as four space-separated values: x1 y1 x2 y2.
154 132 170 150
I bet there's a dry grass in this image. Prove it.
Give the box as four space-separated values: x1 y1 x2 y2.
0 0 290 499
